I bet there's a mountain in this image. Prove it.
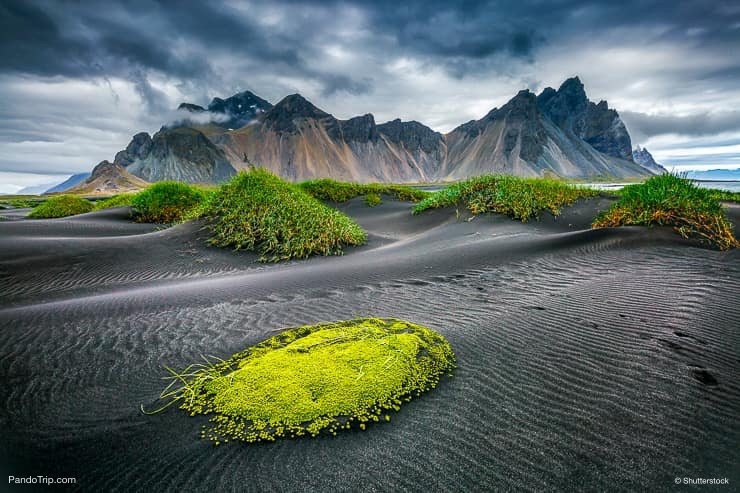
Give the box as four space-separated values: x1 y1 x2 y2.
174 91 273 129
211 94 445 182
43 173 92 194
443 79 648 179
537 77 633 160
17 182 58 195
122 127 236 183
632 146 667 174
106 77 653 184
66 160 149 194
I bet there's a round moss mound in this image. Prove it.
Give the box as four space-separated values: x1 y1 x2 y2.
131 181 206 223
147 318 455 443
203 169 367 262
28 195 93 218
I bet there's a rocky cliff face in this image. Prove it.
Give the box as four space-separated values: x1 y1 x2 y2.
213 94 444 182
125 127 236 183
205 91 272 128
632 146 667 174
537 77 633 161
443 84 647 179
114 132 153 167
104 78 652 183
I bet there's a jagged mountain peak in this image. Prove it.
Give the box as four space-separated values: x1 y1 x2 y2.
271 94 329 117
178 103 206 113
175 90 272 129
106 76 652 184
208 90 271 113
113 132 152 167
262 94 334 133
536 77 632 160
632 146 667 174
90 160 122 179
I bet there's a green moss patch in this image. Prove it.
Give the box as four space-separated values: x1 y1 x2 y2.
131 181 206 223
413 175 598 221
299 178 430 204
202 169 367 261
28 195 93 218
145 318 455 444
593 174 738 250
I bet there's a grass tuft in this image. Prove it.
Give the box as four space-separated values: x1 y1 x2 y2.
131 182 206 223
28 195 93 218
705 188 740 204
93 193 138 211
0 197 47 209
365 192 382 207
413 175 598 221
143 318 455 443
202 169 367 262
299 178 430 204
593 174 738 250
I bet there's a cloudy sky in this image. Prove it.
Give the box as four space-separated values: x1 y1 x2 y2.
2 0 740 192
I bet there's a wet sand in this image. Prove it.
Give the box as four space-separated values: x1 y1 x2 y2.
1 198 738 491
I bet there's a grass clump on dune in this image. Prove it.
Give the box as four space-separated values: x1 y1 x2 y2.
0 196 47 209
144 318 455 444
413 174 598 221
365 192 382 207
203 169 366 262
28 195 93 218
593 174 738 250
299 178 430 204
706 188 740 204
93 192 138 210
131 181 206 223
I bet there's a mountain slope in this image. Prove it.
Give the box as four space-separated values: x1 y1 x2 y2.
213 94 445 182
632 146 667 174
44 173 91 194
67 161 149 194
443 84 649 179
104 77 653 183
124 127 237 183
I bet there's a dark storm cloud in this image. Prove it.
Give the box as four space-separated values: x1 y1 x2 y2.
622 111 740 141
2 0 740 97
2 0 740 187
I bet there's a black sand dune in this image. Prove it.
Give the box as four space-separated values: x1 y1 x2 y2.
1 199 739 492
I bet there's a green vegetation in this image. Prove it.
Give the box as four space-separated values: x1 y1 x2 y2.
131 181 207 223
413 174 598 221
593 174 738 250
706 188 740 204
28 195 93 218
299 178 430 204
144 318 455 444
93 192 138 210
365 192 382 207
202 169 366 262
0 195 47 209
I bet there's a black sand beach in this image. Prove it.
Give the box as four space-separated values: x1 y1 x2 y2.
1 199 739 491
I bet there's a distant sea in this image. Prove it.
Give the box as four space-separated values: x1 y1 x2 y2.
693 180 740 193
581 180 740 193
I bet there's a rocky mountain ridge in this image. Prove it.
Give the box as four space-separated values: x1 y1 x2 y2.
632 146 667 174
102 77 658 184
